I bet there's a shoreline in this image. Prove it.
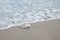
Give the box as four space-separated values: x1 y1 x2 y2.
0 18 60 30
0 19 60 40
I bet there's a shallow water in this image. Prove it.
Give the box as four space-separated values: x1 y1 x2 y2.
0 0 60 30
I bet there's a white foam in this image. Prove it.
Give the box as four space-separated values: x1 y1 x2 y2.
0 0 60 30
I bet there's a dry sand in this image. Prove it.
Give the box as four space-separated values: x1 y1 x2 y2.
0 19 60 40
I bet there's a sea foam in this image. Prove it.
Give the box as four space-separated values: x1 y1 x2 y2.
0 0 60 30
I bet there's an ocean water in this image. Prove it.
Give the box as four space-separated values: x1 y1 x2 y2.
0 0 60 30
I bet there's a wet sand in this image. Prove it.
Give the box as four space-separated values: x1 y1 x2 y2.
0 19 60 40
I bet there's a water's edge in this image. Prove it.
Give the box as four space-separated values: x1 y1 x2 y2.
0 18 60 30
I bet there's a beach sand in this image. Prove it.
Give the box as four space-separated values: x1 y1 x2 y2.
0 19 60 40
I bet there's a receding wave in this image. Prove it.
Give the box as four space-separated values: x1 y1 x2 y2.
0 0 60 30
